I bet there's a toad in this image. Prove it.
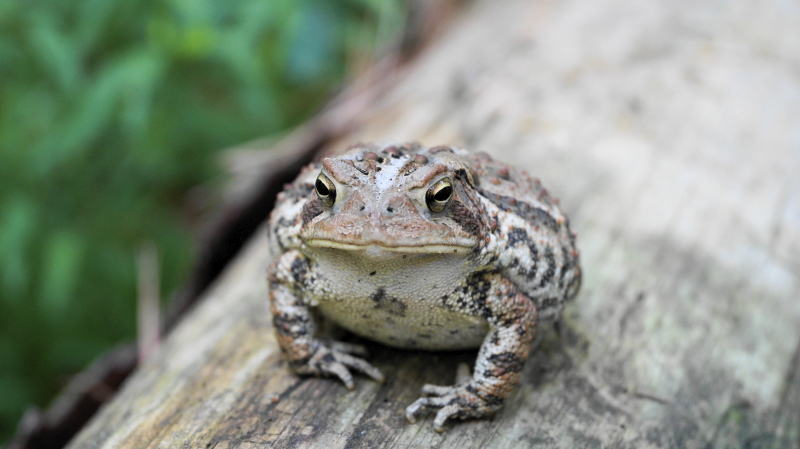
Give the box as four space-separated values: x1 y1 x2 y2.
267 143 581 431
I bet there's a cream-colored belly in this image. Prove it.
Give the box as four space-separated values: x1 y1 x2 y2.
307 247 490 350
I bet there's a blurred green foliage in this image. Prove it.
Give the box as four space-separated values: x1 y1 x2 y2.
0 0 405 442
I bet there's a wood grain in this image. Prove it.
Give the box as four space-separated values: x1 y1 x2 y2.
67 0 800 447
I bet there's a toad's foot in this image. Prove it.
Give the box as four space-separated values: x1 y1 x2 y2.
291 341 384 390
405 364 503 433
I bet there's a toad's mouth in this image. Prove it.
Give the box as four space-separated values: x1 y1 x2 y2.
304 239 473 255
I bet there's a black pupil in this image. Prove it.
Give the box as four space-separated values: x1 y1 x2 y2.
434 186 452 202
316 179 330 196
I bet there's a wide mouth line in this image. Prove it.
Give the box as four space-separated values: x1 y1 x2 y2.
304 239 473 254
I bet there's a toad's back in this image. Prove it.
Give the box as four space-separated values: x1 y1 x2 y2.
466 152 581 322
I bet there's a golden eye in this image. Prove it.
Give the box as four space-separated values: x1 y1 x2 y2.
315 172 336 207
425 177 453 213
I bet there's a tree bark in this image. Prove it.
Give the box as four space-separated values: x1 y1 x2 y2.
67 0 800 447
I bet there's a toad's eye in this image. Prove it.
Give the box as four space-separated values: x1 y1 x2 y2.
315 172 336 207
425 177 453 213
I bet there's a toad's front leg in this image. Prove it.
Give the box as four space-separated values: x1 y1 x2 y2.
405 272 537 432
268 250 384 389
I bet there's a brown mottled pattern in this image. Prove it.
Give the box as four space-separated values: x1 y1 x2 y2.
448 199 485 237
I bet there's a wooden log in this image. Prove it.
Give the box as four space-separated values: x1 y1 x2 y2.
67 0 800 447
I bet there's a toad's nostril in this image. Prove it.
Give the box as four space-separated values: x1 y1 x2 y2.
359 205 366 211
386 207 394 213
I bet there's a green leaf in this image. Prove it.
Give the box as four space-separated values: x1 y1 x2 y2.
0 196 38 301
75 0 123 52
31 52 132 174
118 49 167 141
38 230 85 322
27 12 83 95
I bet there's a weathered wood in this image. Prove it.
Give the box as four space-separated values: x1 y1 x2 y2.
67 0 800 447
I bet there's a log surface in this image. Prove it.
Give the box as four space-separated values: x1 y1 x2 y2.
68 0 800 447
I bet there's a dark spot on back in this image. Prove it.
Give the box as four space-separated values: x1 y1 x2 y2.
450 200 484 237
540 296 560 311
559 245 572 287
507 228 528 246
507 230 539 279
539 247 556 288
476 188 559 232
565 264 582 300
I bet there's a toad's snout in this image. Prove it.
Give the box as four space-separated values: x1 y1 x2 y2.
358 194 422 236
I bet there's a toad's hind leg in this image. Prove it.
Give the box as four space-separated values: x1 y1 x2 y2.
405 272 537 432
